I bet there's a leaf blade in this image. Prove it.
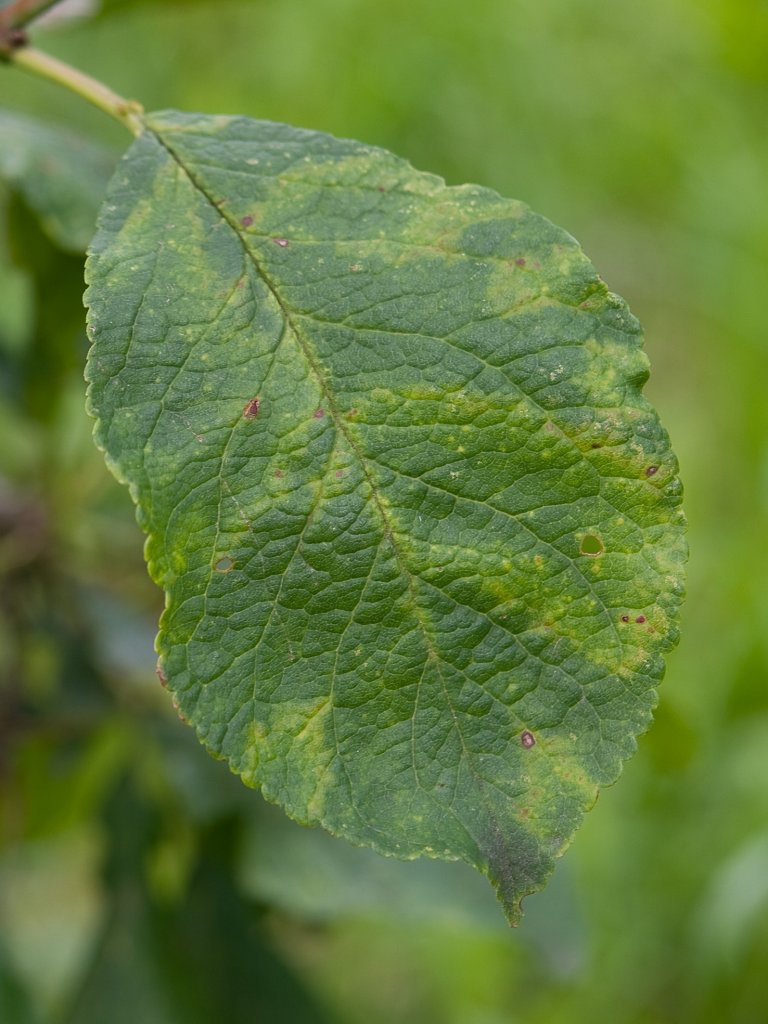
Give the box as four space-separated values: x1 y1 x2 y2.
85 111 685 921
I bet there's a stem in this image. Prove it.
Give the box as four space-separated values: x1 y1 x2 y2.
0 0 62 31
7 45 144 135
0 0 144 133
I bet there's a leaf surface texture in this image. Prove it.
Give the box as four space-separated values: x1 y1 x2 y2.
85 111 686 920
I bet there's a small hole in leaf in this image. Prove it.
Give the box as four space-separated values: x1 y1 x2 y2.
215 556 234 573
580 534 604 556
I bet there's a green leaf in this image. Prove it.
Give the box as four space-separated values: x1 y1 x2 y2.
0 111 116 252
85 110 686 922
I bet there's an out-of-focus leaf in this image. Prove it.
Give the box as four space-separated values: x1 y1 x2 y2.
0 262 32 359
693 830 768 967
85 110 685 922
0 403 40 479
0 828 105 1020
67 780 334 1024
4 196 92 423
0 943 42 1024
240 796 589 972
0 186 33 358
155 840 336 1024
239 797 507 930
65 895 182 1024
0 111 116 252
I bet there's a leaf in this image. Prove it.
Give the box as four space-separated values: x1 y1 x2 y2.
85 110 686 922
0 111 116 252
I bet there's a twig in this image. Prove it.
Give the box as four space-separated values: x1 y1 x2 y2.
3 44 144 135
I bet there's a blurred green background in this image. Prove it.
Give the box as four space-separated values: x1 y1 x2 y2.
1 0 766 1021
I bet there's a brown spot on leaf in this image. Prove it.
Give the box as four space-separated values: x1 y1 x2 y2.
645 465 659 477
273 237 290 247
274 469 284 478
635 615 647 624
240 215 254 227
621 615 630 623
335 470 344 478
243 397 260 419
520 730 536 749
515 257 526 267
314 408 325 418
156 665 168 687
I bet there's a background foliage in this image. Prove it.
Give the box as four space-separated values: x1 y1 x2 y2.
0 0 765 1021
